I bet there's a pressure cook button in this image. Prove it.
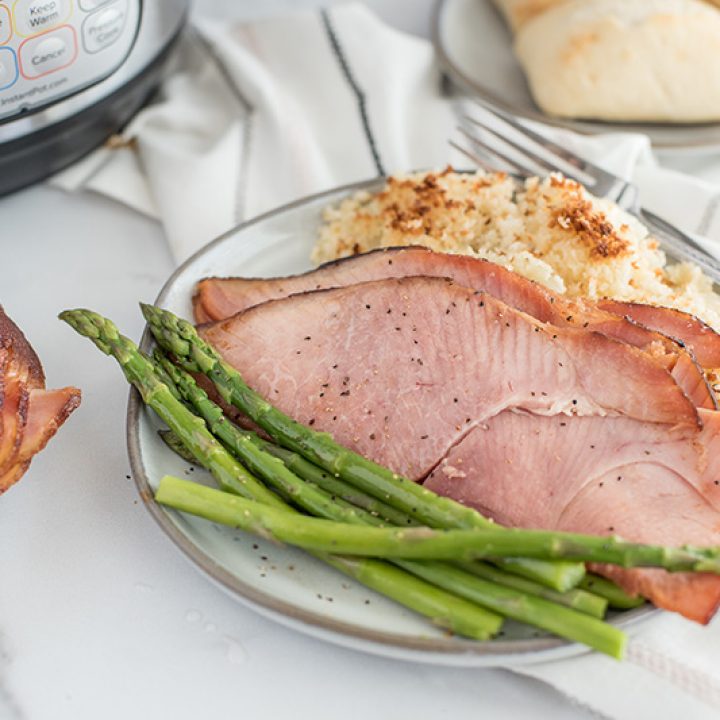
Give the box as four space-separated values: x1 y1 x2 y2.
0 47 17 89
82 0 126 53
0 5 12 44
13 0 71 37
19 24 76 78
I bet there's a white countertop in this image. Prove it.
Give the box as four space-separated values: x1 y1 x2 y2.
2 2 703 718
0 188 592 720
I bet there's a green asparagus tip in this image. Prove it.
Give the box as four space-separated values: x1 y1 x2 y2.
59 309 115 354
141 302 192 336
140 302 199 364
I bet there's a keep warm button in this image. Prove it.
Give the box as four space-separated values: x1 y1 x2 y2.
13 0 71 37
82 0 126 54
19 24 77 78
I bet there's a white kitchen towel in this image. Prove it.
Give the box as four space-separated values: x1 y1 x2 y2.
51 5 720 718
53 3 720 263
514 612 720 720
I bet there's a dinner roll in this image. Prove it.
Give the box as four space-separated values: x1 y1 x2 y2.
513 0 720 122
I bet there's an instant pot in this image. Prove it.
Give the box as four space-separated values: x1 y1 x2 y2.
0 0 189 195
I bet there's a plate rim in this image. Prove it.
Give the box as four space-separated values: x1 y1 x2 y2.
126 177 658 665
432 0 720 152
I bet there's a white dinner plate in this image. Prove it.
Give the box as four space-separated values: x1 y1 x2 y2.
127 178 657 667
433 0 720 154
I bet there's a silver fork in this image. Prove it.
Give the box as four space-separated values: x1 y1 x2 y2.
451 103 720 280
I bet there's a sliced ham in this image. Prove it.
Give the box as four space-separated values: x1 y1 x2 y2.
424 409 720 623
598 300 720 369
0 306 81 493
194 247 716 410
200 276 699 481
200 276 720 621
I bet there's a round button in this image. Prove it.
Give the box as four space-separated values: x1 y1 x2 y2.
0 5 12 44
82 0 126 54
19 24 76 78
13 0 71 38
0 47 17 89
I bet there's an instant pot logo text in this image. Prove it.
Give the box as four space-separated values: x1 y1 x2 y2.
28 2 61 30
0 75 67 105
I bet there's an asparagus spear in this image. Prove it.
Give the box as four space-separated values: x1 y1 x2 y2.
60 308 636 654
579 575 645 610
152 351 374 524
455 562 607 618
153 351 607 621
161 423 606 618
60 308 503 640
141 302 494 528
158 475 626 658
155 475 720 573
254 439 416 527
158 429 198 464
155 353 609 626
248 434 604 616
58 310 283 508
141 303 584 592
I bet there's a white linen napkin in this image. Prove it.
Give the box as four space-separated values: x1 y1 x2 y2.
53 3 720 263
51 4 720 717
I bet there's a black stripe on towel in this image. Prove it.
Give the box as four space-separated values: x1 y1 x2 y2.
321 8 386 177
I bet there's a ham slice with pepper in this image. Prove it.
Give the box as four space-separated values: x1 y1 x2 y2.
199 275 720 622
424 409 720 624
200 276 699 478
193 247 716 410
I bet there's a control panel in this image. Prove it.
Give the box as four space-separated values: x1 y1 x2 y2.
0 0 141 120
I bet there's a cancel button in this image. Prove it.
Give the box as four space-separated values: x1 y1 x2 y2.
19 25 77 78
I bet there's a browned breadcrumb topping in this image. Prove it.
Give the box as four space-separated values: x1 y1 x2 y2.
375 167 503 237
548 177 629 259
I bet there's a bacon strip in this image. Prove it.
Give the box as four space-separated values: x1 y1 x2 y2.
0 306 81 493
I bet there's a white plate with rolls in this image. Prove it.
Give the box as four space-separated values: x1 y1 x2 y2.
434 0 720 154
